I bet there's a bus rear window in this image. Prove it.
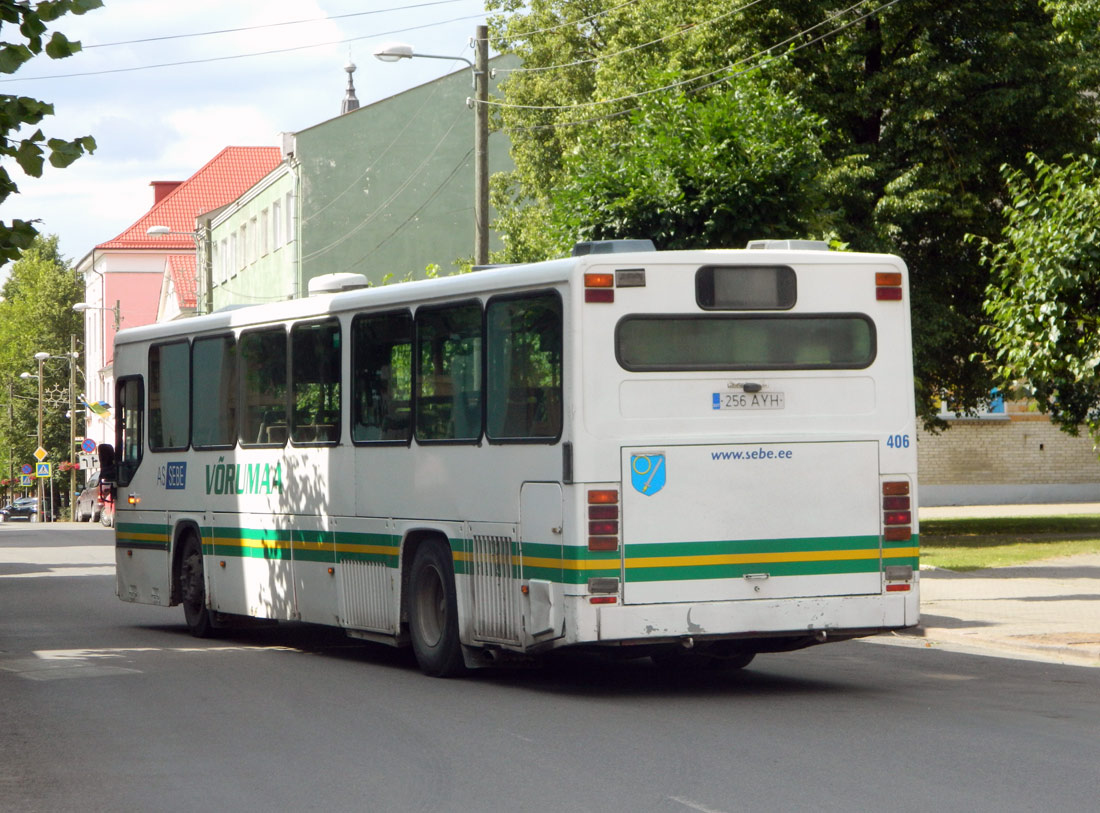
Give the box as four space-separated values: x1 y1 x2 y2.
616 314 875 371
696 265 796 310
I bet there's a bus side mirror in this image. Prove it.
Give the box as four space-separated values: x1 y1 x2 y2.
98 444 117 485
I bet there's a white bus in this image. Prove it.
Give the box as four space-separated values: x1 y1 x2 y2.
105 241 919 676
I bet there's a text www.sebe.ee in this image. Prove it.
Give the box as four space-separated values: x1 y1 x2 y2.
711 448 794 461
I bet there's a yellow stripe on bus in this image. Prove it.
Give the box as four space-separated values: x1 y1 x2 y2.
626 547 919 570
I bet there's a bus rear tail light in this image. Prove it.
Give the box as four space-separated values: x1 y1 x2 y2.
584 273 615 303
587 489 620 552
876 271 903 301
881 480 912 542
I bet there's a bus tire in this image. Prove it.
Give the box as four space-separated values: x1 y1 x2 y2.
408 540 465 678
179 534 215 638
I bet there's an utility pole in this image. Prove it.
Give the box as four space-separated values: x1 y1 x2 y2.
70 334 77 518
474 23 489 267
36 354 44 521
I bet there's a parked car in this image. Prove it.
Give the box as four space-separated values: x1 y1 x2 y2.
100 489 115 528
1 497 45 522
75 472 103 522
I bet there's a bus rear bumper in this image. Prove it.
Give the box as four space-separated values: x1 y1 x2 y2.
594 591 917 643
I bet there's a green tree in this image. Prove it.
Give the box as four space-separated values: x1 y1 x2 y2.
0 233 83 499
487 0 1100 425
1 0 102 264
979 153 1100 441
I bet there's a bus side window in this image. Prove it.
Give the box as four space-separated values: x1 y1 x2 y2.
291 319 341 445
191 334 237 449
351 311 412 444
486 292 563 442
149 341 190 451
239 327 288 448
416 302 482 442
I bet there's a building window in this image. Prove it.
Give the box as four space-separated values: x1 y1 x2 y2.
249 216 258 264
938 389 1008 420
285 192 294 244
272 200 282 247
238 225 247 271
260 208 270 256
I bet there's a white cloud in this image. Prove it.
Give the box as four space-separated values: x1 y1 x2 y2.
0 0 489 269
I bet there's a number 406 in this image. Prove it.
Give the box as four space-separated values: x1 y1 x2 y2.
886 434 910 449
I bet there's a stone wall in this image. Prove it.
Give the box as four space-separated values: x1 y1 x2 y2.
917 402 1100 505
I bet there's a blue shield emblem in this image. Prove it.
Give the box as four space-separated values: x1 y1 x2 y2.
631 453 666 496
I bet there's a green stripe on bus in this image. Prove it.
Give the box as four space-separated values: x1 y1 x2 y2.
626 557 885 583
625 534 882 559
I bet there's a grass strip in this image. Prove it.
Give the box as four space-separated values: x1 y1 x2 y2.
920 515 1100 571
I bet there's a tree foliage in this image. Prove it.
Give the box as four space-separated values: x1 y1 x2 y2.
0 233 83 494
1 0 102 264
486 0 1100 426
979 153 1100 441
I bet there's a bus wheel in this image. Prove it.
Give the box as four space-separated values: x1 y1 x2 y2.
179 535 214 638
408 540 465 678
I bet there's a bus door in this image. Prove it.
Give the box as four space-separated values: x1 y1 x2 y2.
619 441 882 605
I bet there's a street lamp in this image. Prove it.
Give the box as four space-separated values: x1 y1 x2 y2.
73 300 121 331
374 24 490 266
146 224 211 314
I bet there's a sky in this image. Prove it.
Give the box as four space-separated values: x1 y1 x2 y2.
0 0 493 281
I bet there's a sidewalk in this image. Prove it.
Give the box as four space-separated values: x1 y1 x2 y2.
881 504 1100 667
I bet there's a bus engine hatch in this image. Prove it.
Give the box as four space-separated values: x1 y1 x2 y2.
620 441 882 605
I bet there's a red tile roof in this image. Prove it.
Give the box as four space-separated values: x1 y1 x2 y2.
97 146 282 250
166 254 197 309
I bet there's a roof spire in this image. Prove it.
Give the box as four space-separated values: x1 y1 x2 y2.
341 51 360 114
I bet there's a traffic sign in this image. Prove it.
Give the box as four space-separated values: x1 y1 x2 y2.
34 446 48 462
19 475 32 487
21 463 32 475
81 437 97 454
36 462 51 478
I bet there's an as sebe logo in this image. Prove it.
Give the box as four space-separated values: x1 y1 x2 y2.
158 462 187 489
205 457 283 495
631 452 666 496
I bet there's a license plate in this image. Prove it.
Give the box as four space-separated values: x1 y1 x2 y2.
712 392 785 410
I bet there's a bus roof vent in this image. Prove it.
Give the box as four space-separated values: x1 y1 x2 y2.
572 239 656 256
746 239 830 251
307 272 370 295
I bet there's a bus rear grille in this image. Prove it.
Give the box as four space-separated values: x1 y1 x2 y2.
470 535 520 644
339 559 395 633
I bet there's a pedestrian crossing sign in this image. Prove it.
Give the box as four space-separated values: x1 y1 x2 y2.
36 462 51 478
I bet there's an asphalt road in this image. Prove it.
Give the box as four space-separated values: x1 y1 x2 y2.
2 523 1098 813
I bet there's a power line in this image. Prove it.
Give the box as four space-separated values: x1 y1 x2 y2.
301 107 467 263
366 147 473 259
303 79 448 226
484 0 637 45
2 12 486 83
494 0 767 75
83 0 471 49
482 0 876 112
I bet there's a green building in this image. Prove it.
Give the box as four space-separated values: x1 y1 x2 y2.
207 56 515 310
